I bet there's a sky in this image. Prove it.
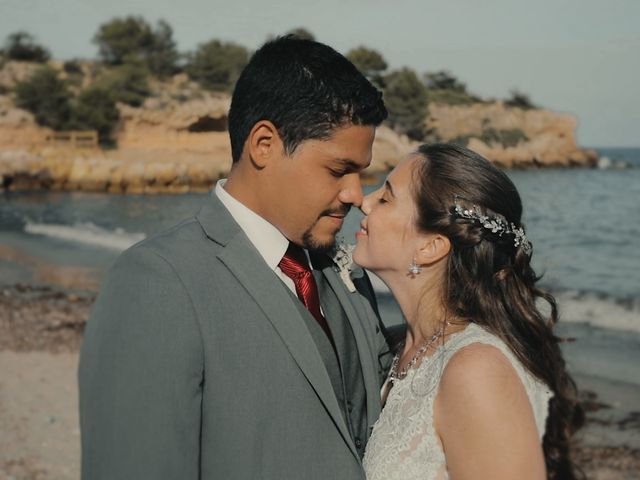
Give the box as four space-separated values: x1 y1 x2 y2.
1 0 639 147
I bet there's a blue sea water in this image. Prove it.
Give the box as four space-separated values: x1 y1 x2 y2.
1 147 639 387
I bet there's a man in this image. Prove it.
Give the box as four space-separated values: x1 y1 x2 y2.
79 36 390 479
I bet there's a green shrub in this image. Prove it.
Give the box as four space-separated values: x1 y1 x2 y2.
453 128 529 148
94 16 154 65
185 40 248 91
505 90 536 110
70 86 119 145
346 46 387 87
483 128 528 147
422 71 486 106
383 67 428 141
63 60 82 74
145 20 180 77
286 28 316 40
93 16 178 77
427 89 484 106
14 66 72 129
95 62 151 107
424 71 466 92
62 60 85 88
4 32 50 63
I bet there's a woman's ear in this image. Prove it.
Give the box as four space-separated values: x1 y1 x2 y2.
415 233 451 266
247 120 281 168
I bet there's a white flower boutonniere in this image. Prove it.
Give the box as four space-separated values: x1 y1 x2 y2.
332 239 356 293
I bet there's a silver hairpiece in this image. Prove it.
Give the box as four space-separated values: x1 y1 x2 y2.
452 198 532 255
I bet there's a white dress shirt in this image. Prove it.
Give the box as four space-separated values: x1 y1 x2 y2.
215 179 307 295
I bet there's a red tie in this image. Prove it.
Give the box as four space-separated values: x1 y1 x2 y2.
279 243 335 348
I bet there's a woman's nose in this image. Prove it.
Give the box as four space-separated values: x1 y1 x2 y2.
360 192 375 215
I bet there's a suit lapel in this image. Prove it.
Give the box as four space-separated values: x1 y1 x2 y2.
320 266 383 430
200 201 358 459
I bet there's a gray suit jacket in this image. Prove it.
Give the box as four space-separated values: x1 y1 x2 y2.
79 193 390 479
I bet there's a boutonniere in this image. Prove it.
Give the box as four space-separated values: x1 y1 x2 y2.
331 239 356 293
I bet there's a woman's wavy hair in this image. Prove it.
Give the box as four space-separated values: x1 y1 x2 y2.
411 143 584 479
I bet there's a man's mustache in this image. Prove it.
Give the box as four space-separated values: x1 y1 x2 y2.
319 205 351 218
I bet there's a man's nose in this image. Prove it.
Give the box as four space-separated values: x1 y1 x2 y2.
339 173 364 207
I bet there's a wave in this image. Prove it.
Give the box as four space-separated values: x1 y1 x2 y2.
24 222 146 251
367 272 640 334
554 290 640 333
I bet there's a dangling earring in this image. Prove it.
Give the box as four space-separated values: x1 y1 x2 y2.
408 258 422 275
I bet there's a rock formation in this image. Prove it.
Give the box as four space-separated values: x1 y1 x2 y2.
426 103 597 168
0 65 598 193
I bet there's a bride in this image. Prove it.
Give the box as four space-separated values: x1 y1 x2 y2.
356 144 583 479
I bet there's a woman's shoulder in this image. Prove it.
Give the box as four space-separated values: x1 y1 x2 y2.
439 332 525 404
436 323 552 437
433 325 549 478
441 323 528 380
435 330 538 435
440 323 544 398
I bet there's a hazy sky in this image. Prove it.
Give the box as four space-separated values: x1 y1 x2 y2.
2 0 639 146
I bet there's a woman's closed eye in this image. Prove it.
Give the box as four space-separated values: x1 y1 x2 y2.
378 192 391 204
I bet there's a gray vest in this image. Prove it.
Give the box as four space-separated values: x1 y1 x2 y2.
285 270 369 458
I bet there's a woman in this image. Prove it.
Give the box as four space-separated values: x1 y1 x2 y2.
357 144 583 479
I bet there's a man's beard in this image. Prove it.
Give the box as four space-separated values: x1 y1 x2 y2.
301 229 336 253
301 205 350 253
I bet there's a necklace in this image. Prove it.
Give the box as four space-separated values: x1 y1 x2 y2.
387 329 445 384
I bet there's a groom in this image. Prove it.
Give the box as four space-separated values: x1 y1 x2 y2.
79 36 390 479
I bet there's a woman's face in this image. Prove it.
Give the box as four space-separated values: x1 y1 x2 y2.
353 155 423 276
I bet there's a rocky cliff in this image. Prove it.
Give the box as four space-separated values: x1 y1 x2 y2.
426 103 597 168
0 67 596 193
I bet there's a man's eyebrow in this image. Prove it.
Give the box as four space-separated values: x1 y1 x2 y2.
334 158 371 170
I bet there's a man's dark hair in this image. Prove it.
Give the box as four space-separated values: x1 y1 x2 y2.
228 35 387 163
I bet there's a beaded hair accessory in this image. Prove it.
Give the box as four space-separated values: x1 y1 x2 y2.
452 196 533 255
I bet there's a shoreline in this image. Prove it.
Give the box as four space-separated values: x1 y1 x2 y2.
1 159 626 195
0 139 617 195
1 284 639 478
1 155 631 196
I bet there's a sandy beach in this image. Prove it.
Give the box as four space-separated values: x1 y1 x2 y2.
0 285 638 479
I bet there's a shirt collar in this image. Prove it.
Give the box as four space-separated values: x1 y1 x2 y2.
215 179 290 271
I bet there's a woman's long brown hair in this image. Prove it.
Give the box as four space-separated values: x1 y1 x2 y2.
412 143 584 479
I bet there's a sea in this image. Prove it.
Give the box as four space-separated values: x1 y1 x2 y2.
1 147 639 415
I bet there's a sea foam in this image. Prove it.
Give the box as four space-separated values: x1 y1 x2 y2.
554 291 640 333
25 222 146 251
367 271 640 334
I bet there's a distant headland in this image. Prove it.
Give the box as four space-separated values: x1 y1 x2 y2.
0 21 597 194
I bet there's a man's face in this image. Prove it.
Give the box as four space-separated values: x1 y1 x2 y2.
264 124 375 252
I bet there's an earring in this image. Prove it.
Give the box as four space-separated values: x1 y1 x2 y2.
408 258 422 275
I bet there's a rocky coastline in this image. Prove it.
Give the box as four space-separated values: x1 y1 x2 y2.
0 116 599 194
0 65 600 194
0 123 417 194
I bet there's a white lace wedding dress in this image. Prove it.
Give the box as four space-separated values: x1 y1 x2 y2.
363 323 553 480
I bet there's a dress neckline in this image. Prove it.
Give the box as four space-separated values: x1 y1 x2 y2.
409 323 476 370
385 322 477 390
